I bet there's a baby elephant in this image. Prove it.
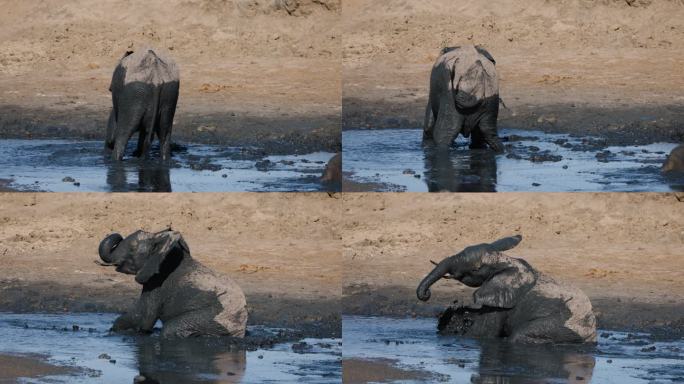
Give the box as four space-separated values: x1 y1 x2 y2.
416 235 596 344
423 45 503 152
106 48 180 161
98 229 247 338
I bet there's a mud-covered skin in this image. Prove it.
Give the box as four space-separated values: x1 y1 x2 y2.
417 235 597 343
663 144 684 173
321 152 342 191
423 45 503 152
98 229 248 338
423 147 497 192
106 49 180 161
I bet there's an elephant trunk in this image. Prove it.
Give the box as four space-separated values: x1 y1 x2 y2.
417 257 454 301
99 233 123 264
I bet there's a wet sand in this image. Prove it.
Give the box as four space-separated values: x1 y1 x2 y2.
0 353 77 382
341 193 684 336
342 358 433 383
0 193 342 337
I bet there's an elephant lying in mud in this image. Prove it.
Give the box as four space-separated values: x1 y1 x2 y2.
416 235 596 344
98 229 247 338
662 144 684 173
106 48 180 161
423 45 503 152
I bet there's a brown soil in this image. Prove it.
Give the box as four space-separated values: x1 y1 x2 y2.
0 193 342 336
342 358 434 383
342 192 684 334
342 0 684 144
0 0 341 152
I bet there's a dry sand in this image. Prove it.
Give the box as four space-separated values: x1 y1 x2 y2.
342 0 684 144
0 0 341 152
0 192 342 335
342 192 684 333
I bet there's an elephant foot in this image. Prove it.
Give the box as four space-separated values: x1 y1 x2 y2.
437 306 507 338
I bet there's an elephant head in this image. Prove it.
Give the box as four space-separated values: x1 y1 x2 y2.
416 235 537 308
98 229 189 284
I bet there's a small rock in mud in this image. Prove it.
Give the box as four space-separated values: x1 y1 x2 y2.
73 182 80 187
528 146 540 152
226 372 236 376
62 176 75 183
279 160 295 166
641 346 656 352
189 160 222 172
109 359 116 364
576 376 585 380
413 174 421 179
506 153 523 160
98 353 111 360
596 150 614 162
72 325 79 331
402 169 415 175
607 359 613 363
255 159 273 172
257 355 263 359
562 165 569 169
504 134 540 142
530 152 563 162
292 341 313 354
532 183 541 187
133 375 147 383
221 174 227 178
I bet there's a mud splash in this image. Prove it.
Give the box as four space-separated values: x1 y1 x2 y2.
0 313 341 383
343 316 684 384
342 128 682 192
0 140 336 192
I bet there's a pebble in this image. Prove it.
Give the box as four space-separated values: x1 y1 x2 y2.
62 176 75 182
98 353 111 360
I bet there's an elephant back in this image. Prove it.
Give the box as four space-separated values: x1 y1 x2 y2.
441 45 498 109
120 48 179 86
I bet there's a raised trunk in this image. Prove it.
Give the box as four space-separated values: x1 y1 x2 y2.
416 256 454 301
99 233 123 264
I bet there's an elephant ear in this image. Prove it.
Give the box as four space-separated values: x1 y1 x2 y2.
473 259 537 309
135 230 189 284
474 45 496 65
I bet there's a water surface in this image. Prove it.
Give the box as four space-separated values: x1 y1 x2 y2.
0 313 341 383
343 316 684 383
0 140 335 192
342 128 682 192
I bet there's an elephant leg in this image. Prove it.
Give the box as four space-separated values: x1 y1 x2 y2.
469 128 487 149
438 306 507 338
423 99 435 140
161 308 226 338
111 85 149 161
157 82 179 161
477 96 503 153
105 108 117 150
507 317 583 344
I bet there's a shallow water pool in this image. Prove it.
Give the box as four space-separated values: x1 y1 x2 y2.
343 316 684 383
0 139 336 192
342 128 683 192
0 313 341 383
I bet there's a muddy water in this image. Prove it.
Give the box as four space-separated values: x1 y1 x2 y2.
0 140 335 192
342 128 683 192
0 313 341 383
343 316 684 383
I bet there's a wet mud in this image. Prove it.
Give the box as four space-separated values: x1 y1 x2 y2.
0 139 337 192
342 128 683 192
0 313 341 383
343 316 684 384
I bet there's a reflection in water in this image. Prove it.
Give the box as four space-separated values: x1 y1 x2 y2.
106 160 172 192
135 338 246 384
423 145 497 192
473 341 595 384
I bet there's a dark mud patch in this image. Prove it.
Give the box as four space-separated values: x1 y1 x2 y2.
0 313 341 383
343 128 680 192
0 104 341 154
0 280 341 338
342 98 684 146
343 316 684 384
0 139 336 192
0 353 80 382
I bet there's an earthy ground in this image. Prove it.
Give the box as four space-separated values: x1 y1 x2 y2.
342 0 684 146
0 193 342 337
342 192 684 336
0 0 341 153
0 354 77 382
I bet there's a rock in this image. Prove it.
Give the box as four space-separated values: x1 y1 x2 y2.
72 325 80 331
98 353 111 360
292 341 313 354
532 182 541 187
255 159 273 172
62 176 75 183
73 182 80 187
109 359 116 364
133 375 147 383
402 169 415 175
640 346 656 352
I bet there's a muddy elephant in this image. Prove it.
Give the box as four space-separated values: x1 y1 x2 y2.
98 229 247 338
416 235 596 343
423 45 503 152
662 144 684 173
106 48 180 161
321 152 341 191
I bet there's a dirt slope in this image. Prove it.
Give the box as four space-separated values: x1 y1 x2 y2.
0 0 341 152
343 0 684 142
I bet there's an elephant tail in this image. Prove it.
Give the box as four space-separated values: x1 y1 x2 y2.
423 99 434 139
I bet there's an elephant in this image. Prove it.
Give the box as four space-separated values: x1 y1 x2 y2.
416 235 596 344
98 229 248 338
662 144 684 173
321 152 342 191
423 45 503 152
105 48 180 161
